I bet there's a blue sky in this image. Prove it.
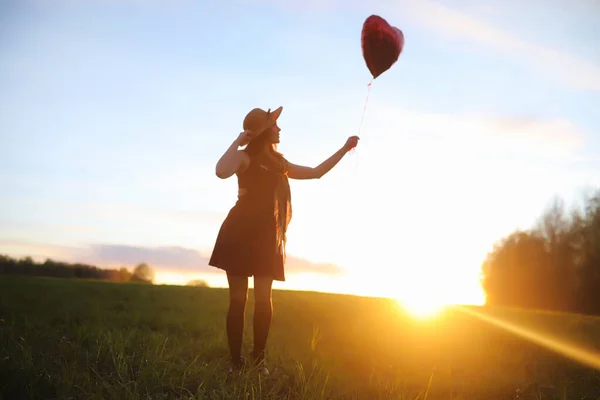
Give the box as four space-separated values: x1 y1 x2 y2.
1 0 599 301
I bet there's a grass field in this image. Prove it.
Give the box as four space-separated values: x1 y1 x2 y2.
1 276 600 399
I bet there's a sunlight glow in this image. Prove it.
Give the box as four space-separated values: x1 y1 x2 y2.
457 306 600 371
154 271 188 286
397 295 447 318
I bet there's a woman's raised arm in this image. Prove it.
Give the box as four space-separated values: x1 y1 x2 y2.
287 136 359 180
215 131 255 179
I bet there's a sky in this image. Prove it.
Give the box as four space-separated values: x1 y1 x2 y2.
1 0 599 307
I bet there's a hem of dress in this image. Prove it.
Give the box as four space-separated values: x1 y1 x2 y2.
208 264 286 282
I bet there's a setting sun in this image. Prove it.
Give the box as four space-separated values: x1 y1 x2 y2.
396 295 448 318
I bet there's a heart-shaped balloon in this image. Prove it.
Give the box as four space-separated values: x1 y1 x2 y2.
361 15 405 79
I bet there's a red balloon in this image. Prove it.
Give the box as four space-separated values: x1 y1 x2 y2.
361 15 405 79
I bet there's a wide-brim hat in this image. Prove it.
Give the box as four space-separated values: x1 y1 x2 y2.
243 106 283 135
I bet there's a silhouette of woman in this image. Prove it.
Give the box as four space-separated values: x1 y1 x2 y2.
209 106 359 374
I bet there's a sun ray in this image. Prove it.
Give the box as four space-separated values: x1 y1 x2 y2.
457 306 600 371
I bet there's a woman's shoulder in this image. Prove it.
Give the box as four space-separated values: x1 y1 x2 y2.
280 156 290 172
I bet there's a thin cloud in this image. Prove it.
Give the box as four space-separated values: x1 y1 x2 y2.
398 0 600 91
254 0 342 12
80 244 344 275
81 244 211 271
367 105 587 161
0 239 84 262
0 240 345 275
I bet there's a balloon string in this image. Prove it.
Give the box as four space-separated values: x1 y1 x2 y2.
351 79 373 169
357 79 373 138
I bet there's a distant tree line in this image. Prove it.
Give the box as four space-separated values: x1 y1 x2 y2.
187 279 209 287
0 255 156 284
481 188 600 315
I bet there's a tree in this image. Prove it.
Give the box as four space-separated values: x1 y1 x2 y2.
118 267 132 282
574 191 600 314
481 230 557 310
481 189 600 315
131 263 155 284
0 254 132 282
187 279 209 287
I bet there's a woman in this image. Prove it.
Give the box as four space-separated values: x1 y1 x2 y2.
210 106 359 374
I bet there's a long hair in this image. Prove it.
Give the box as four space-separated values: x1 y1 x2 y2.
243 128 292 261
244 130 286 171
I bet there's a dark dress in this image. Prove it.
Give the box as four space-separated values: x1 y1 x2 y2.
208 154 289 281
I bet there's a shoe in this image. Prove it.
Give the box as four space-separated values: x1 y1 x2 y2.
252 350 269 376
256 364 270 376
228 356 246 374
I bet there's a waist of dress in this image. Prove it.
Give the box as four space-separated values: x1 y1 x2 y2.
233 188 275 209
236 187 278 200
